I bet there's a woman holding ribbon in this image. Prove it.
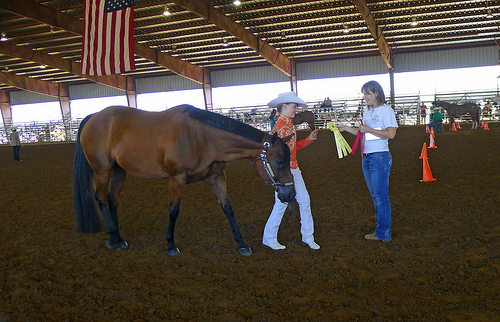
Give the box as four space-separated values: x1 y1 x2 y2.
338 81 398 242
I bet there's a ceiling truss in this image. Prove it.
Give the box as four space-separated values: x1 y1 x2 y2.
0 0 498 96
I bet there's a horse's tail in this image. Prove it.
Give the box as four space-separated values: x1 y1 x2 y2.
72 114 102 233
476 104 480 121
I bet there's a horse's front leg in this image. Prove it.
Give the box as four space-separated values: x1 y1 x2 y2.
165 176 186 256
220 198 252 256
204 166 252 256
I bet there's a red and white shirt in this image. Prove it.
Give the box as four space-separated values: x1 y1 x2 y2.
272 114 311 169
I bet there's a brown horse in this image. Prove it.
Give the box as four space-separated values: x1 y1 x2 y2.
293 110 316 130
432 100 480 129
73 105 295 256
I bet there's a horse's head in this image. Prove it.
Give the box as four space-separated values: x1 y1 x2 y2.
293 111 316 131
432 100 441 107
254 133 295 203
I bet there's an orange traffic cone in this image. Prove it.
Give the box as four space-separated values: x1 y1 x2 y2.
420 158 437 182
456 121 461 129
481 120 485 128
419 142 428 159
484 121 489 130
425 125 430 133
452 122 457 131
429 135 437 148
430 127 435 138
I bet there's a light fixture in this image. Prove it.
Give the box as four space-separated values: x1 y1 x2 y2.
163 7 171 16
233 0 241 5
342 24 349 33
486 0 494 18
39 64 46 69
408 2 418 27
0 32 7 41
222 38 228 47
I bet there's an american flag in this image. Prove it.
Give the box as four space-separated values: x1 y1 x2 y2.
81 0 135 76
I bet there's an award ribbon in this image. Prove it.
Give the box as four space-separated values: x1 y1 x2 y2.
327 122 352 158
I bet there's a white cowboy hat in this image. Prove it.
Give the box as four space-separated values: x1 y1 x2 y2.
267 91 308 108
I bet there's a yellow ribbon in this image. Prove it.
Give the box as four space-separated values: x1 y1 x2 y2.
328 122 352 158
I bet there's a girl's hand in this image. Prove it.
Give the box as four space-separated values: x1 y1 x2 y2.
308 129 319 141
359 124 369 133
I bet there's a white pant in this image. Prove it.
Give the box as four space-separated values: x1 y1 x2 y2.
263 167 315 245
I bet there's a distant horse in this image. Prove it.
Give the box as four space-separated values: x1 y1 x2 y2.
293 111 316 130
73 105 295 257
432 100 480 129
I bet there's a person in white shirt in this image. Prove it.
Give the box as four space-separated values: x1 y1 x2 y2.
338 81 398 242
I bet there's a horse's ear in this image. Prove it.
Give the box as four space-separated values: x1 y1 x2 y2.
270 132 278 145
281 134 294 144
270 132 294 145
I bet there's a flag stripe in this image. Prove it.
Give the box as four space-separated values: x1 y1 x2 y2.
81 0 135 76
107 12 115 75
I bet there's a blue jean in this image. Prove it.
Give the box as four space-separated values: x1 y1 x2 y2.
12 146 21 161
362 151 392 241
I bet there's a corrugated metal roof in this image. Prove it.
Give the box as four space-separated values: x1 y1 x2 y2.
0 0 499 95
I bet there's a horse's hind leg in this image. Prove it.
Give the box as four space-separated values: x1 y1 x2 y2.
204 166 252 256
96 165 128 249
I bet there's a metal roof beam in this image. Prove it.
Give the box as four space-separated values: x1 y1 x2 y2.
0 0 208 84
0 41 129 91
171 0 292 76
352 0 393 69
0 71 60 97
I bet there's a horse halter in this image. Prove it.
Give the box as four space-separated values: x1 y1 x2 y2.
255 141 294 190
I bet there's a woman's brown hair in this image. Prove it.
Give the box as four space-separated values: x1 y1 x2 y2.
361 80 386 106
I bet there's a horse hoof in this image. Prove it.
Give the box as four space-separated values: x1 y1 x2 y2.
167 248 180 256
106 240 129 249
116 241 129 249
238 246 253 256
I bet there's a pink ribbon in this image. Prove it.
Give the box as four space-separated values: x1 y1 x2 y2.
351 120 363 156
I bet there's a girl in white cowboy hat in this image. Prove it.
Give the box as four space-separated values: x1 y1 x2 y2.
263 91 321 251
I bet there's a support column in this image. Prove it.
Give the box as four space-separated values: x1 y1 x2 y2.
289 59 298 94
389 68 395 109
202 69 213 111
58 84 72 140
126 76 137 108
1 90 13 129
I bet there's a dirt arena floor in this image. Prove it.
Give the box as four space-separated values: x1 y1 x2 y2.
0 122 499 321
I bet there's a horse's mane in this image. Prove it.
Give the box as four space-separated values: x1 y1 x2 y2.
182 105 265 143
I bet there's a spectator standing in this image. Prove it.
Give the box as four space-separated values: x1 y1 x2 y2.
9 128 22 161
420 102 427 124
483 100 492 120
